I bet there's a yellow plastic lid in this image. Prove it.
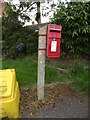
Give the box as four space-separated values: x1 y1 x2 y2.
0 69 15 98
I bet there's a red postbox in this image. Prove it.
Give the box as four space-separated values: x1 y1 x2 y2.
46 24 62 58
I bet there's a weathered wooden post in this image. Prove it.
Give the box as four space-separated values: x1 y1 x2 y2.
37 25 47 100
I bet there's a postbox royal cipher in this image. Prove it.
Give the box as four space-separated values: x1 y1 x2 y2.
46 24 62 58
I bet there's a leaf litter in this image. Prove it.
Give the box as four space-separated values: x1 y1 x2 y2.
20 82 87 116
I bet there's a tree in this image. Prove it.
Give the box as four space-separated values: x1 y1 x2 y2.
36 2 41 28
50 2 90 57
2 2 38 59
5 0 60 26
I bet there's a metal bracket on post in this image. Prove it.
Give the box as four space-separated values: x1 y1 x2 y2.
38 34 47 36
38 48 46 51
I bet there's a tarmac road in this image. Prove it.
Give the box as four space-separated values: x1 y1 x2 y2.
21 93 89 118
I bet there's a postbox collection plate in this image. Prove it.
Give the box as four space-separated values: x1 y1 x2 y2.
46 24 62 58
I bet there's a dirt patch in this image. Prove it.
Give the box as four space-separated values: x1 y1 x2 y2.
20 82 87 116
46 57 89 67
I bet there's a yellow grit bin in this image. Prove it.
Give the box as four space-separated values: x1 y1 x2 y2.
0 69 20 119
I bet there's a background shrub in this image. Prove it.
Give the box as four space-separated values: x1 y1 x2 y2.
2 17 38 59
50 2 90 57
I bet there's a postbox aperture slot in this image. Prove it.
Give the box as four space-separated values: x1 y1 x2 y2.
50 30 60 32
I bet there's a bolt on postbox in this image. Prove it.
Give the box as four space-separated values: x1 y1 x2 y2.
46 24 62 58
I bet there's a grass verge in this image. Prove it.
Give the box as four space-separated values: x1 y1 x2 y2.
2 56 89 96
2 56 67 88
68 62 89 96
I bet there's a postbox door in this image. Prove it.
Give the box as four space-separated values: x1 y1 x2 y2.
46 24 62 58
46 37 61 57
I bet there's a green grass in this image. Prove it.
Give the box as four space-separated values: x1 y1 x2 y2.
2 56 89 96
2 57 37 87
2 56 67 87
68 62 89 96
45 66 68 84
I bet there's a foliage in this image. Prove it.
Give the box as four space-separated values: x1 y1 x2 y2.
6 0 60 25
2 17 38 59
11 1 39 24
2 4 38 59
50 2 90 57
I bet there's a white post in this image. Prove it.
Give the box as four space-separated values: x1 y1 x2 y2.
37 25 47 100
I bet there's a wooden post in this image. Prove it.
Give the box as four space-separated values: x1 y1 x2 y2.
37 25 47 100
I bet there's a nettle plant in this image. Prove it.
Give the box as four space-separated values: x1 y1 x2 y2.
51 2 90 57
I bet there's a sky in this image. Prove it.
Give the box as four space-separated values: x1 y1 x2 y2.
4 0 70 25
